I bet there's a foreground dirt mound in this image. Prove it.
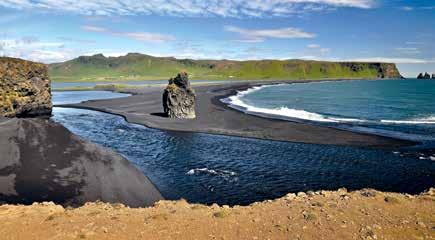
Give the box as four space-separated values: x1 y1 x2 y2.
0 188 433 240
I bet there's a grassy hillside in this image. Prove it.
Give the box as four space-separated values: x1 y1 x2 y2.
48 53 402 82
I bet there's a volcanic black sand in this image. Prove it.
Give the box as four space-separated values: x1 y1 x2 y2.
58 80 414 148
0 117 163 207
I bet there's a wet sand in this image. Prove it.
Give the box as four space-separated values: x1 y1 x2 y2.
0 117 163 207
58 80 414 148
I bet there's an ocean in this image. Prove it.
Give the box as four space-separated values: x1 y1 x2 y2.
224 79 435 148
51 80 435 205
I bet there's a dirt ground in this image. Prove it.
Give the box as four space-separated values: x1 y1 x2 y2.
0 188 433 240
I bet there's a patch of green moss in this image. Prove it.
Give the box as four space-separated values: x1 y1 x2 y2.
166 83 179 92
384 196 400 204
213 210 231 218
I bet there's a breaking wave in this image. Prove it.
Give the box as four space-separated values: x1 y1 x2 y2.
222 85 435 125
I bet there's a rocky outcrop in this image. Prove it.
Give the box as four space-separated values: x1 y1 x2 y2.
432 74 435 79
375 63 403 78
417 72 432 79
162 72 196 119
0 57 52 117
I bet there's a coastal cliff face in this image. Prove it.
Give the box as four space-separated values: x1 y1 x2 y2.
0 57 52 117
49 53 403 81
374 63 402 78
162 72 196 119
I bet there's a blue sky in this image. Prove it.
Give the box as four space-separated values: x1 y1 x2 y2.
0 0 434 77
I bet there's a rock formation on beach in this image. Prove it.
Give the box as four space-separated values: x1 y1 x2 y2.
0 57 52 117
417 72 432 79
162 72 196 119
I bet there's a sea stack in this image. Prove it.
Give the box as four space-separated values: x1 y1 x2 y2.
417 72 432 79
432 73 435 79
162 72 196 119
0 57 52 117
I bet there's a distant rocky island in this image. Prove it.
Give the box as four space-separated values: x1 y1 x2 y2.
417 72 435 79
48 53 403 82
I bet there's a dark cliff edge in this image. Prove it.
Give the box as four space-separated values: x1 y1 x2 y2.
48 53 403 81
0 57 52 117
0 57 163 207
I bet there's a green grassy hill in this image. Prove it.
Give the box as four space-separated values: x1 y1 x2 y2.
48 53 402 82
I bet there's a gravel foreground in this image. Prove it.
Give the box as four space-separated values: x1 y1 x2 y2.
1 188 433 240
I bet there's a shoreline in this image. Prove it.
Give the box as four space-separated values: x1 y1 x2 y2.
56 79 415 149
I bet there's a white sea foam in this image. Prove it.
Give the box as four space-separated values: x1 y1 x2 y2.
222 85 435 125
186 168 237 176
380 116 435 125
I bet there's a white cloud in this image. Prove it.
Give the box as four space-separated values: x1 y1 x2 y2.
82 25 175 43
405 41 423 45
0 0 376 18
395 47 420 54
350 57 432 64
400 6 413 11
225 25 315 43
300 56 434 64
320 48 331 54
82 25 106 32
307 44 320 48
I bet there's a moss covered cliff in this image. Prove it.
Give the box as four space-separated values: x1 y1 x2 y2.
0 57 52 117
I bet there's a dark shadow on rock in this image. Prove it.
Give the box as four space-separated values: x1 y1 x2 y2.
150 112 168 117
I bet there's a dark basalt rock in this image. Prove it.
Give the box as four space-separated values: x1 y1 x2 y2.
0 57 52 118
417 72 432 79
432 74 435 79
162 72 196 119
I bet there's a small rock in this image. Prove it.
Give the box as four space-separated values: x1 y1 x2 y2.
297 192 307 197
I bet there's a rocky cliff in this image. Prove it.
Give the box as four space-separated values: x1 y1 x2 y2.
0 57 52 117
162 72 196 119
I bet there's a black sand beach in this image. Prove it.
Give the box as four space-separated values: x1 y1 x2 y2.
58 81 414 148
0 117 163 207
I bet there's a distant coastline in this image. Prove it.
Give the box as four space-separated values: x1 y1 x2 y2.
48 53 403 82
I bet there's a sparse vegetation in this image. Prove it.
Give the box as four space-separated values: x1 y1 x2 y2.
384 196 400 204
213 210 231 218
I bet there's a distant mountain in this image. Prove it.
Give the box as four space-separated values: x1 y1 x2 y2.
48 53 403 82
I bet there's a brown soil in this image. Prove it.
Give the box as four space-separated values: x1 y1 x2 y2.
1 188 433 240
